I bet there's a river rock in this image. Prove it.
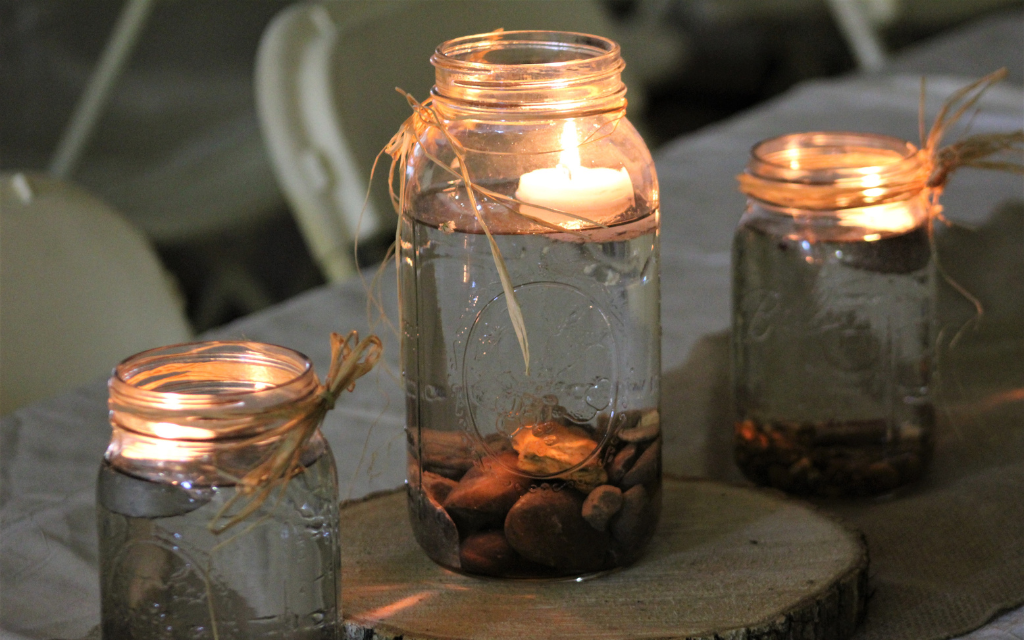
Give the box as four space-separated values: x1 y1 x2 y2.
581 485 623 531
459 530 523 577
444 452 529 534
621 439 660 488
607 444 639 484
483 432 514 454
418 429 476 478
610 484 652 548
504 486 609 572
422 470 458 504
618 409 660 443
602 409 640 433
512 421 607 491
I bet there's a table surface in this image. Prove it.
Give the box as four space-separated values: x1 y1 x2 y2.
2 9 1022 640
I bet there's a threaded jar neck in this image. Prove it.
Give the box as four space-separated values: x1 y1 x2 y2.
741 132 930 211
430 30 627 115
109 341 319 442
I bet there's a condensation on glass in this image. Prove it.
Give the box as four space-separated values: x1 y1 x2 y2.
400 31 661 578
733 132 935 498
97 342 340 639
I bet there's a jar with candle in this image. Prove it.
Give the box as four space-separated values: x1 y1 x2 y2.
733 132 935 498
399 31 660 578
97 342 340 638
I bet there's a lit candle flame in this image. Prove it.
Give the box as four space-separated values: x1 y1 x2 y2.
514 119 634 229
860 172 883 188
837 200 920 235
559 120 582 169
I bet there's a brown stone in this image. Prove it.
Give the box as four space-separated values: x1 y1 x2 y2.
601 409 640 434
618 409 660 443
505 486 609 572
417 428 478 479
582 485 623 531
459 530 524 577
608 443 639 485
483 432 514 454
610 484 653 548
421 471 458 504
443 452 529 534
621 439 660 488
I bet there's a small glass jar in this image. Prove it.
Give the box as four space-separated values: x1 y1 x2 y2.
97 342 340 639
400 31 661 578
733 132 935 498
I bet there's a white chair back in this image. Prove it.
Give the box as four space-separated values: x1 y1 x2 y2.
255 0 630 281
0 173 192 414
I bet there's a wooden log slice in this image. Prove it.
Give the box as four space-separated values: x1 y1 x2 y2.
340 476 868 640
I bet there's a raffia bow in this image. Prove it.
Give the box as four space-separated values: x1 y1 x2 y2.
921 69 1024 189
738 69 1023 207
207 331 382 534
917 69 1024 332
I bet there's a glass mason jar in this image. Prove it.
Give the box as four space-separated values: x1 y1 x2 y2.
733 132 935 498
400 31 661 578
97 342 340 639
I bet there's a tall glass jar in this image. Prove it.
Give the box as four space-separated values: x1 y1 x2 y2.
97 342 340 639
400 31 661 578
733 132 935 498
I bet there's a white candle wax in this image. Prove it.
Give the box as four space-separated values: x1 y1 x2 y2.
515 121 634 229
837 200 920 240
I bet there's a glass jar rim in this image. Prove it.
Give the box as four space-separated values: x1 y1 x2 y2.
109 341 319 440
741 131 930 210
432 30 622 73
748 131 923 184
430 30 627 113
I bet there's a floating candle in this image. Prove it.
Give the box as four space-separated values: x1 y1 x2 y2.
836 199 921 237
515 120 634 229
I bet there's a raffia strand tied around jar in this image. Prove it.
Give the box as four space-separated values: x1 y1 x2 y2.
110 331 382 535
737 69 1023 209
375 88 626 376
737 68 1024 340
207 331 381 534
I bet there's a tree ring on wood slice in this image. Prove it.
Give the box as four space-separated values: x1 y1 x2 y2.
340 476 868 640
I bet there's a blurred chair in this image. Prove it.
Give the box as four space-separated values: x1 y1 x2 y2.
255 0 685 282
0 172 192 414
825 0 890 71
24 0 296 331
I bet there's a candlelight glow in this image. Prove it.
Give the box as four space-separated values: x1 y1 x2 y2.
119 433 196 461
836 200 919 234
161 395 185 410
514 120 634 229
559 120 582 168
860 172 883 188
150 421 218 441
